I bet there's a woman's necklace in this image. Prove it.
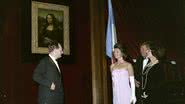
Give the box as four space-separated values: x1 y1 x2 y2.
142 59 159 90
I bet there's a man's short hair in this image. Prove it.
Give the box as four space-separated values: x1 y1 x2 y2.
48 40 61 53
140 41 153 49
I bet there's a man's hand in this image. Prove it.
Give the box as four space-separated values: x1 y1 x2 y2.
50 82 55 90
135 79 140 88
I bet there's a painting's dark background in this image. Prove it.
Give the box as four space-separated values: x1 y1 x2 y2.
0 0 185 104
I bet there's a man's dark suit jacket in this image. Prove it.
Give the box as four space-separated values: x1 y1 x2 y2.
134 56 145 83
33 56 64 104
134 56 145 104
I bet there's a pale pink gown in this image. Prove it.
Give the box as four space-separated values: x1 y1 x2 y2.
112 69 131 104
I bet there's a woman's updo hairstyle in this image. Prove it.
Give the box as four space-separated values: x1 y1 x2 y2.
114 43 128 59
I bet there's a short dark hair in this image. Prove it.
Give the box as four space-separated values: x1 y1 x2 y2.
48 40 61 53
140 41 153 49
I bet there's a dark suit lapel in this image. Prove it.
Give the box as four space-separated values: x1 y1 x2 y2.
140 57 144 73
48 56 61 76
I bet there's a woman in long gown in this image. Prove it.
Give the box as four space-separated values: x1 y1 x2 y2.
111 43 136 104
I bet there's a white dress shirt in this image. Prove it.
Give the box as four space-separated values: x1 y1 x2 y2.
142 58 149 70
49 54 61 73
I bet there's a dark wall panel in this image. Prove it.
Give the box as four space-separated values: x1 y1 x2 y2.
1 0 92 104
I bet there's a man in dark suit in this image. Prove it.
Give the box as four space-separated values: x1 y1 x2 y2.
33 41 64 104
134 41 150 104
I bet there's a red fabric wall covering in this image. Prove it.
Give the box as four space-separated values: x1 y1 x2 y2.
1 0 92 104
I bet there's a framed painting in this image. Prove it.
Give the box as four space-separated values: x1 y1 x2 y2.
32 1 70 55
21 0 75 63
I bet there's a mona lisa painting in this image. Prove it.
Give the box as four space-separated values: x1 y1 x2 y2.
32 1 70 55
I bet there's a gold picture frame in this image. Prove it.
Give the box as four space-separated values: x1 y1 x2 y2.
32 1 70 55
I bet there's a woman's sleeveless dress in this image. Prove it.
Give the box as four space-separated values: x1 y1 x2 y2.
112 69 131 104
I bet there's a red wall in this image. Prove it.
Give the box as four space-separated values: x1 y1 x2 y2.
1 0 92 104
109 0 185 80
1 0 185 103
